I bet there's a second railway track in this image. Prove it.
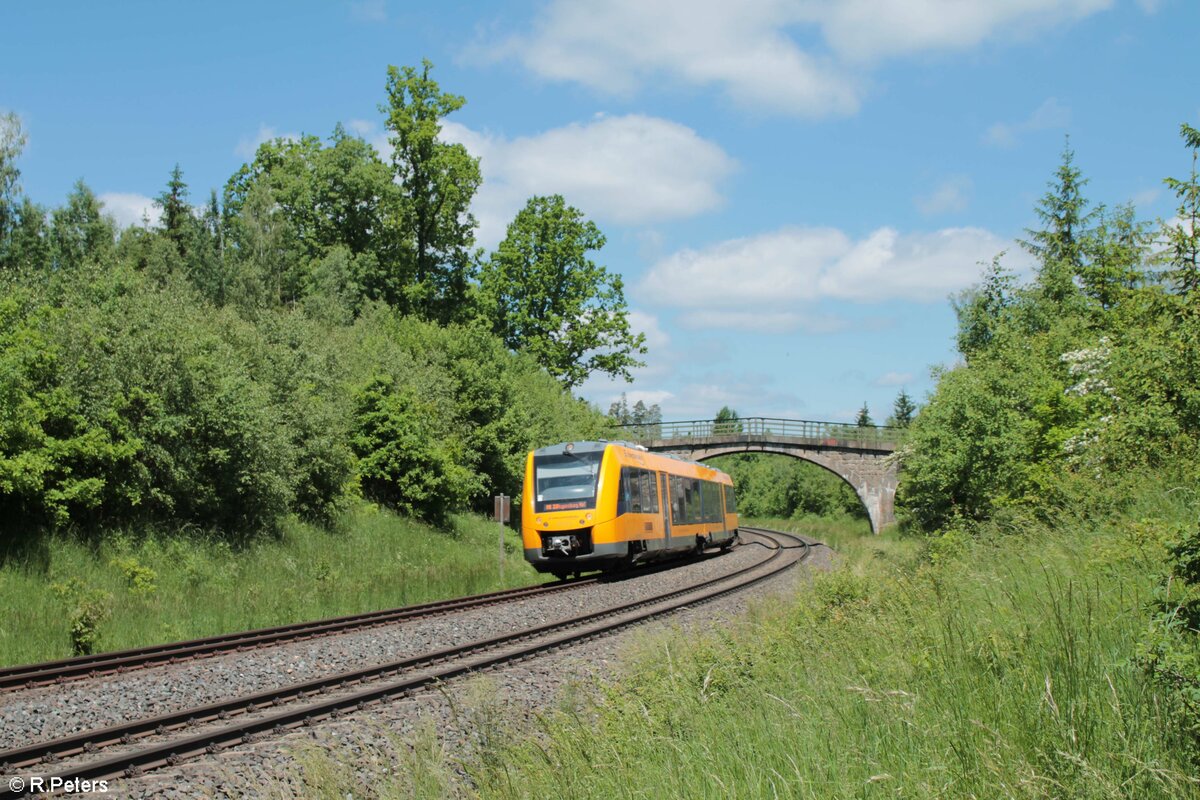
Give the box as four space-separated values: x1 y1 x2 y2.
0 527 810 798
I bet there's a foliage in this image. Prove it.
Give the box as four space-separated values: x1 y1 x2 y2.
888 388 916 427
0 112 27 253
479 194 646 387
51 577 113 656
607 392 662 438
1139 519 1200 761
855 401 873 427
710 453 866 520
382 59 480 324
901 129 1200 530
351 375 479 523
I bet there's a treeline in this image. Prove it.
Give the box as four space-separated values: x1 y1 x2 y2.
0 61 640 538
898 126 1200 759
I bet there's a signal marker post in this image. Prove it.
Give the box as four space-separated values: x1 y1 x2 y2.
494 494 510 581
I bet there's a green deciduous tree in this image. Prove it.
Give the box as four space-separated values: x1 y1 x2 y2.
714 405 742 434
1164 123 1200 298
953 255 1018 360
51 181 114 272
383 59 480 323
0 112 27 255
351 375 479 523
480 194 646 388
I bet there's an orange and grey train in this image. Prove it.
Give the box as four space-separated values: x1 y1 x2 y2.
521 441 739 577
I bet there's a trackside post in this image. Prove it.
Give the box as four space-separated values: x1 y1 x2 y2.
494 494 510 580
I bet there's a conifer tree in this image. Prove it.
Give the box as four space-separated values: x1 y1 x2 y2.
1022 140 1094 305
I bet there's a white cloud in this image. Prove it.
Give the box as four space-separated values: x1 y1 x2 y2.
627 309 671 352
1130 187 1160 210
874 371 913 387
348 0 387 23
99 192 160 228
915 175 972 216
641 224 1027 331
481 0 1110 116
816 0 1112 63
439 114 736 248
235 124 299 160
985 97 1071 147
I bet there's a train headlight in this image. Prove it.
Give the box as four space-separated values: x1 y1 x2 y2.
586 512 593 522
536 516 544 526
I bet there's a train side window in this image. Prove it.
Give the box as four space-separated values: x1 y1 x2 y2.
705 481 722 522
618 467 631 516
723 483 738 514
640 470 658 514
670 475 686 524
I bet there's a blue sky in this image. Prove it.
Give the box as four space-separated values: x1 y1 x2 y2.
4 0 1197 422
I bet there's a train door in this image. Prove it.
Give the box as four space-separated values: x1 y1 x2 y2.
658 472 671 547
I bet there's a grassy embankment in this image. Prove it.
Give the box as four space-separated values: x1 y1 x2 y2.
460 482 1198 799
0 506 538 667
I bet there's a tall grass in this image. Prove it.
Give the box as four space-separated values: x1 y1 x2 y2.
466 489 1199 799
0 505 539 666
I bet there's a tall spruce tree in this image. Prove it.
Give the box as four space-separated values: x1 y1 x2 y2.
856 402 873 428
1022 140 1094 306
890 390 916 427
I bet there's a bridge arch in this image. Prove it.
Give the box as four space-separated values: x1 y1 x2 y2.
615 418 901 534
683 444 897 534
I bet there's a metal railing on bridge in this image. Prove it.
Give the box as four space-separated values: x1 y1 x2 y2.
610 417 900 448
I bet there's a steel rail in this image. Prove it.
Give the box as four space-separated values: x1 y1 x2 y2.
0 529 808 796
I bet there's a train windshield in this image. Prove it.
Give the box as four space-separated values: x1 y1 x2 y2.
533 450 603 512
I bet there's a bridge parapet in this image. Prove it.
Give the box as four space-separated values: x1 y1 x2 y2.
612 417 899 451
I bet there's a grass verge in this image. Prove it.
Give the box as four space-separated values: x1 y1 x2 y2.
0 504 538 666
463 488 1199 799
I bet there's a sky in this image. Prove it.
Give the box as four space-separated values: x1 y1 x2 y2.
4 0 1198 423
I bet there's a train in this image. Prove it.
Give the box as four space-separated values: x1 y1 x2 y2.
521 440 739 578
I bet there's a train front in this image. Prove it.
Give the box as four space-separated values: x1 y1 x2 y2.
521 441 621 576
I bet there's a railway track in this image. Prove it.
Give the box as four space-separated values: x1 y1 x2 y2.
0 527 808 798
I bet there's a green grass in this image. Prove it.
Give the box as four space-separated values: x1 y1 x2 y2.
464 490 1200 799
0 504 541 667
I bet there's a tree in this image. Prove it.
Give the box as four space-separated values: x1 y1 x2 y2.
156 164 193 257
51 180 115 271
607 393 661 438
1021 140 1094 305
714 405 743 434
856 402 873 428
1080 203 1150 312
953 255 1017 360
0 112 27 251
889 390 916 428
383 59 481 323
480 195 646 387
1164 123 1200 298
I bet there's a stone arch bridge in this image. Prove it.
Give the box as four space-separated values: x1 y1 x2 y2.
614 418 900 533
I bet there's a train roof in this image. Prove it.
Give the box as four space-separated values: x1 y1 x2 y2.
530 440 726 477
